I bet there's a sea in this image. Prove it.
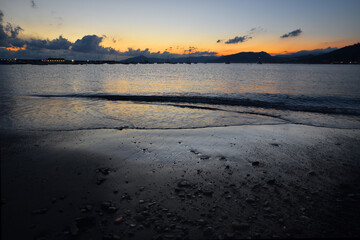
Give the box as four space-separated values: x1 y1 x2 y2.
1 63 360 131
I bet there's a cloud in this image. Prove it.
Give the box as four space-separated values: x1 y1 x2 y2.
123 47 151 56
31 1 36 8
188 51 218 57
225 35 252 44
280 29 302 38
218 27 263 45
5 23 23 39
71 35 116 54
0 10 217 60
0 10 25 48
183 46 197 53
26 35 72 50
249 26 265 34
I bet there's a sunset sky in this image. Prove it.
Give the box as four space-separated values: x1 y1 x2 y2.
0 0 359 59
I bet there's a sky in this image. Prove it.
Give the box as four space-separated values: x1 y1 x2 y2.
0 0 360 60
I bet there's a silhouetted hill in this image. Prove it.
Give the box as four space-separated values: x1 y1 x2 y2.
275 47 338 58
174 56 219 63
118 43 360 64
120 55 162 64
294 43 360 64
212 51 275 63
120 55 219 64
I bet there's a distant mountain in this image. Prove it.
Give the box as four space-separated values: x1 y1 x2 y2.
293 43 360 64
119 43 360 64
173 56 219 63
120 55 163 64
120 55 219 64
276 47 338 58
212 51 275 63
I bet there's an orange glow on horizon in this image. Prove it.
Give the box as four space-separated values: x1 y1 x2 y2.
0 46 26 51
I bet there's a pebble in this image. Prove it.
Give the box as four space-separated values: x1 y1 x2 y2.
264 207 272 212
101 201 112 209
103 234 121 240
267 179 276 185
196 219 206 226
96 178 106 185
203 190 214 196
203 227 214 236
232 221 250 230
199 155 210 160
32 208 48 215
75 216 95 228
308 171 316 176
177 179 191 188
134 214 145 222
299 215 310 221
114 216 123 223
97 167 111 175
246 198 255 204
101 201 117 213
107 206 118 213
252 161 260 166
224 232 235 239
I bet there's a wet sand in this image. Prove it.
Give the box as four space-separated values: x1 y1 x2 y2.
1 124 360 239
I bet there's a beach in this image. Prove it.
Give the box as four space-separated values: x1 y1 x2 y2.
2 124 360 239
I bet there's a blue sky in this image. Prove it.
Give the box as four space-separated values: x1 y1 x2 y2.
1 0 359 59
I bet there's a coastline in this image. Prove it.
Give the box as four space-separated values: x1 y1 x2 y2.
1 124 360 239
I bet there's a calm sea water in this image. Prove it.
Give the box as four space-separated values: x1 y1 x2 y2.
1 63 360 130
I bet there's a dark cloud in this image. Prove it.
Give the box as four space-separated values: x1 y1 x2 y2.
219 27 263 45
249 26 265 34
47 36 72 50
0 10 217 60
124 47 151 56
31 1 36 8
71 35 103 52
0 10 25 48
183 46 197 53
5 23 23 39
225 35 252 44
26 35 72 50
188 51 218 57
71 35 116 54
280 29 302 38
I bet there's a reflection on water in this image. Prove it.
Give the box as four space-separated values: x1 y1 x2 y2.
0 64 360 130
2 64 360 97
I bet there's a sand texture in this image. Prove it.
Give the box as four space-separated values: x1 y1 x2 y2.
1 124 360 239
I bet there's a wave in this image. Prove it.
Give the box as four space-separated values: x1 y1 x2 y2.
32 93 360 116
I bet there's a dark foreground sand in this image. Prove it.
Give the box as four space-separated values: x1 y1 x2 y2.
1 124 360 239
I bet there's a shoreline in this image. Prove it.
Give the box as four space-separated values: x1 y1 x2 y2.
2 124 360 239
